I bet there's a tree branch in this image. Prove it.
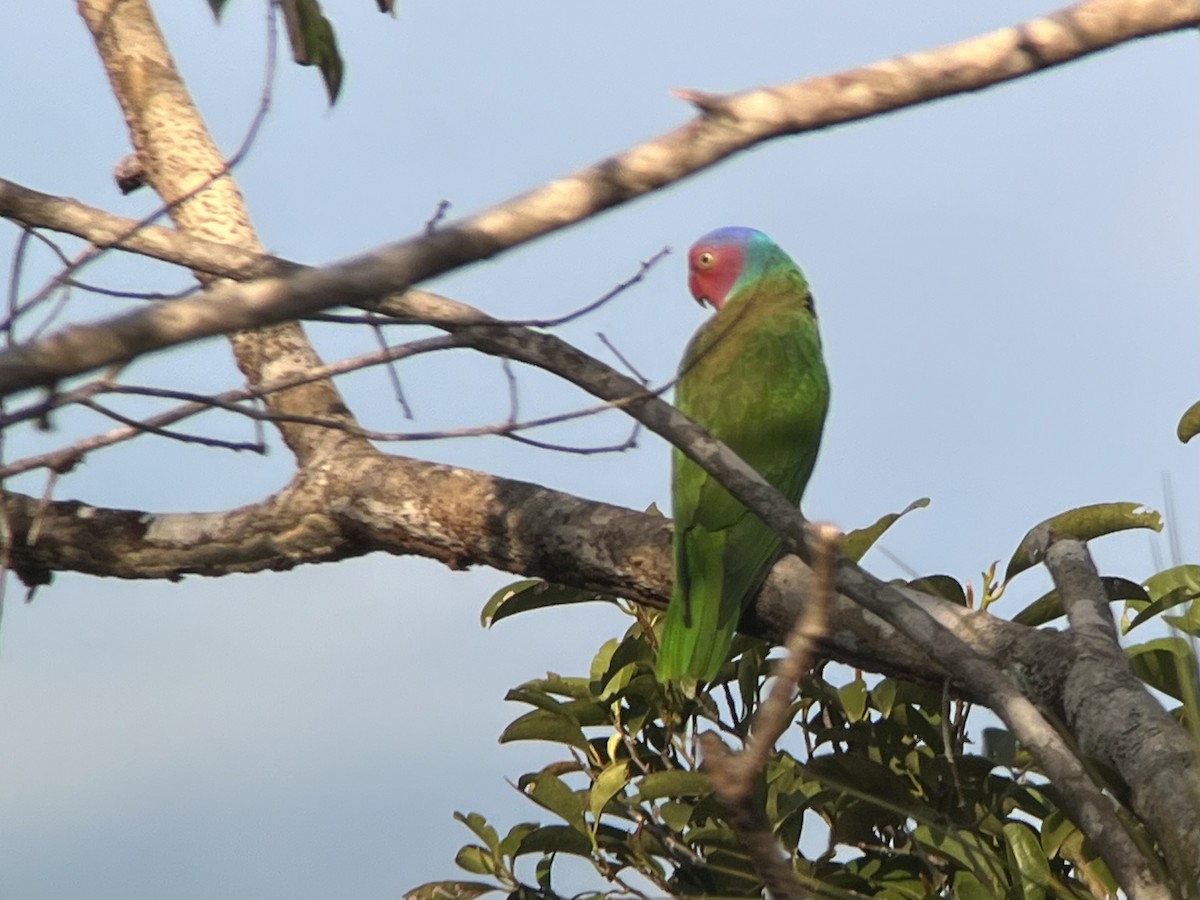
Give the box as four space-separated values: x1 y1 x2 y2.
74 0 370 464
697 524 841 900
3 0 1197 397
1031 530 1200 886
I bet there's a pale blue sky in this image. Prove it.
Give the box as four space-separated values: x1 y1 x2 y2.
0 3 1196 898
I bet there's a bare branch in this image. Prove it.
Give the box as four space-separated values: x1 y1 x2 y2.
77 397 266 454
0 333 464 478
0 331 650 477
744 524 839 776
696 523 841 900
697 732 806 900
2 0 1196 396
424 200 451 234
74 0 368 466
1030 529 1200 886
365 312 414 419
521 247 670 329
596 332 649 386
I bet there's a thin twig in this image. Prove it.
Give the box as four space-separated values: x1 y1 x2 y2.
25 469 59 548
518 247 670 329
4 228 32 343
366 312 413 419
501 357 518 424
78 398 266 453
424 200 451 234
61 278 200 302
12 0 279 320
596 332 649 386
695 523 841 900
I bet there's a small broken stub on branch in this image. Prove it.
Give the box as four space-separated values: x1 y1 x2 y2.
671 87 731 116
113 152 146 195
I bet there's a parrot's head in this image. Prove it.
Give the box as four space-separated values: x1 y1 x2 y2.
686 226 768 310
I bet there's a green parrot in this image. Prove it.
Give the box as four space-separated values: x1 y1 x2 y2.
656 227 830 691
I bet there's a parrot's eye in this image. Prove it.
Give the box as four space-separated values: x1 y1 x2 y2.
696 251 716 268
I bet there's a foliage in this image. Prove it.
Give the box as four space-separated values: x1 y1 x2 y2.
409 504 1199 899
208 0 398 104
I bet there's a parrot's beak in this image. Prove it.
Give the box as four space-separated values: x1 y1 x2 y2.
687 271 710 307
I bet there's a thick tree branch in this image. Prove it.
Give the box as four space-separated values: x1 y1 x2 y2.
0 178 301 283
1032 531 1200 886
2 0 1197 397
74 0 368 465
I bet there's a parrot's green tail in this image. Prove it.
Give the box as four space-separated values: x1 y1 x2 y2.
655 528 738 693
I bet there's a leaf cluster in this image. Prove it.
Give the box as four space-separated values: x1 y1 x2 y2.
409 499 1200 899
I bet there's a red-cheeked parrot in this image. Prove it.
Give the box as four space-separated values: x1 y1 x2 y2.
656 227 830 691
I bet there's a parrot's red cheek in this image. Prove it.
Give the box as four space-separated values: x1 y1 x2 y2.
688 241 744 309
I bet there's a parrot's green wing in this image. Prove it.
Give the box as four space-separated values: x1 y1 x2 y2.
657 262 829 692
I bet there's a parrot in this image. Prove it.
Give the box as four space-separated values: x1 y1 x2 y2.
655 227 830 691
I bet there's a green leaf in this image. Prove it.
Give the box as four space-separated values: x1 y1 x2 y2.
504 686 573 715
1132 566 1200 636
515 824 593 858
588 638 619 685
636 770 711 801
282 0 345 104
526 772 587 833
1059 829 1117 895
804 754 926 818
453 812 499 852
838 678 869 723
535 853 553 892
453 845 496 877
496 822 539 861
515 673 593 701
1005 503 1161 581
1003 821 1052 899
951 871 997 900
1123 573 1200 628
659 800 693 831
907 574 967 606
499 709 588 750
588 761 629 826
1177 399 1200 443
871 678 898 717
842 498 930 562
403 880 498 900
1143 564 1200 603
1012 576 1148 627
1040 811 1075 860
1127 637 1198 702
482 579 612 628
982 727 1017 767
590 635 652 701
914 825 1005 887
1163 605 1200 638
736 641 765 717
